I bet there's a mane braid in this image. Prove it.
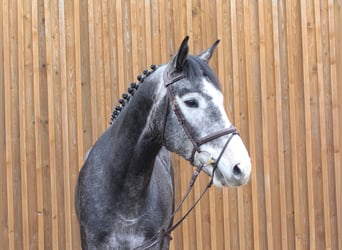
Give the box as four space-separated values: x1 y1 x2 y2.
109 64 158 125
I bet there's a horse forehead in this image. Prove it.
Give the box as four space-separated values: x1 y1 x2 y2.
201 78 224 104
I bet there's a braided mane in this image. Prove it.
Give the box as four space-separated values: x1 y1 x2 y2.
110 64 158 124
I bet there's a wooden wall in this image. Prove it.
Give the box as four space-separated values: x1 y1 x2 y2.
1 0 341 249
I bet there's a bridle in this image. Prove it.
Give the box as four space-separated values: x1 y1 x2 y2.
162 69 239 165
134 68 239 250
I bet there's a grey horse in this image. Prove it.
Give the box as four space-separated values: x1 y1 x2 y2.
75 37 251 249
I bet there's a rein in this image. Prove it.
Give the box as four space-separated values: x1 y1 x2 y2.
134 68 239 249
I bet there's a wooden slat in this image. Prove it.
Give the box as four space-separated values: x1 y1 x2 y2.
17 0 29 249
94 0 106 133
116 0 126 100
144 0 152 65
72 1 83 249
300 0 316 248
64 1 80 248
289 0 303 248
3 0 15 249
0 0 8 248
272 2 289 249
74 0 84 170
159 1 167 63
57 1 72 248
328 1 341 249
43 1 59 249
87 0 97 139
32 0 45 249
258 1 274 249
243 1 260 249
313 0 332 248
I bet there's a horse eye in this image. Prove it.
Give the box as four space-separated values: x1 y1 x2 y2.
184 99 199 108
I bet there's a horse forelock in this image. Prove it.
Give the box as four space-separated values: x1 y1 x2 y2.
182 55 221 91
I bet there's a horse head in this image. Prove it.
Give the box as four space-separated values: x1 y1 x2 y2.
153 36 252 187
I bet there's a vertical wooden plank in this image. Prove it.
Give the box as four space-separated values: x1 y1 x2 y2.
122 0 132 86
8 0 24 246
130 0 138 78
272 2 288 249
243 1 260 249
58 1 72 248
171 0 180 48
43 0 59 249
107 0 119 107
116 0 125 97
258 1 274 249
73 0 83 249
151 0 161 64
159 1 169 63
230 0 239 138
23 1 39 248
32 0 45 249
94 0 106 131
0 0 9 248
3 0 15 249
216 0 224 93
185 0 192 45
64 0 80 247
102 0 112 125
87 0 97 139
158 1 167 63
49 1 65 248
328 1 341 249
17 0 29 249
144 0 152 66
74 0 84 170
313 0 332 248
131 0 143 69
164 0 175 60
299 0 316 248
286 1 302 249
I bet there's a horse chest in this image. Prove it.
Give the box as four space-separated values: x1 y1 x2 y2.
106 217 157 249
108 231 146 249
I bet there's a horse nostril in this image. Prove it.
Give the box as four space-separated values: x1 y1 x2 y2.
232 164 242 178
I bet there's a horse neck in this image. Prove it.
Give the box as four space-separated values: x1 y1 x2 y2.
107 70 165 204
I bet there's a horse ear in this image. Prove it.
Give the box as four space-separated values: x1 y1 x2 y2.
198 39 220 63
169 36 189 72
